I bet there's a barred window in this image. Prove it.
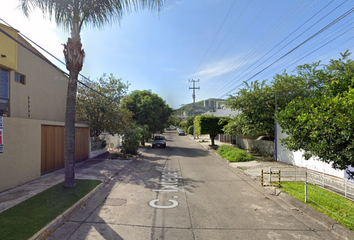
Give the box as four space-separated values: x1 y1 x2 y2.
15 72 26 85
0 68 9 116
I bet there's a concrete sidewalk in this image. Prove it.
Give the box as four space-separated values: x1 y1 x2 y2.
0 149 147 214
192 136 353 239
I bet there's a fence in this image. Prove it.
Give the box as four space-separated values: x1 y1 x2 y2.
262 166 354 200
262 166 354 231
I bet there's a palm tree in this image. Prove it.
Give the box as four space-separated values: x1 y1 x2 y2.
19 0 164 187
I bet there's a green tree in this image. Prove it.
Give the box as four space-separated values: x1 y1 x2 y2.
181 116 194 134
195 115 229 146
122 90 173 135
139 124 150 146
121 123 141 155
76 73 131 137
277 52 354 177
226 80 274 136
20 0 163 187
225 62 325 137
223 114 248 137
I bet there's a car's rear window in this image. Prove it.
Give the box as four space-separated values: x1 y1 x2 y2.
154 136 164 140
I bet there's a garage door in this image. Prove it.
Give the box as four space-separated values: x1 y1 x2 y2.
41 125 89 175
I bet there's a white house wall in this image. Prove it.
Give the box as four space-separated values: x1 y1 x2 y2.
276 123 344 179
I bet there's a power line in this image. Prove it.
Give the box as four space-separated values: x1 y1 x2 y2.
192 0 238 76
200 0 311 99
210 0 344 99
218 5 354 98
0 18 119 104
260 15 354 79
195 0 255 76
204 0 325 99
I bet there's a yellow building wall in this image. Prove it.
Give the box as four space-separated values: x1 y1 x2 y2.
0 117 88 192
0 24 18 70
0 117 41 192
10 36 68 121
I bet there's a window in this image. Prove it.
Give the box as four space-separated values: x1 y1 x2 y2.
15 72 26 85
0 68 9 116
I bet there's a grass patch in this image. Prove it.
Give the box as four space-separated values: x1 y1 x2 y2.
281 182 354 231
216 145 254 162
197 140 207 143
0 179 101 240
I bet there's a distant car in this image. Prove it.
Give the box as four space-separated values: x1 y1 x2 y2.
178 129 185 136
152 135 166 148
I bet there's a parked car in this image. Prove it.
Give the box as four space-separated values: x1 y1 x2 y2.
178 129 185 136
152 135 166 148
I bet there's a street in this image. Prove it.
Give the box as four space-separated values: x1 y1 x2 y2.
48 131 342 240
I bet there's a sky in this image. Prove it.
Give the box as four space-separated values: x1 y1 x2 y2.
0 0 353 109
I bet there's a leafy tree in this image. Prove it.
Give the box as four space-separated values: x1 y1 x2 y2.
20 0 164 187
277 52 354 177
121 123 141 155
226 81 274 136
139 124 150 146
76 73 131 137
181 116 194 134
223 114 248 137
225 62 325 137
167 115 180 128
122 90 173 135
195 115 229 146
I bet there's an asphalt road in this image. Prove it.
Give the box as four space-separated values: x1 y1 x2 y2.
47 131 343 240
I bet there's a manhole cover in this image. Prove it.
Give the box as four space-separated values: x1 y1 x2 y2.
105 198 127 206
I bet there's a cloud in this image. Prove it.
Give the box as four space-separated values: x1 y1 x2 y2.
193 56 251 82
164 1 184 11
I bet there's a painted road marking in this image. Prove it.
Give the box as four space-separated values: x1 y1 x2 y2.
149 168 181 209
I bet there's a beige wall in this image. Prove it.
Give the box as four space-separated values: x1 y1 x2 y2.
0 24 18 70
9 35 68 122
0 117 41 192
0 117 88 193
237 138 274 156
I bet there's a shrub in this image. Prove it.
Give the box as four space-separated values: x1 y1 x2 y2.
187 125 194 135
121 125 141 155
217 145 254 162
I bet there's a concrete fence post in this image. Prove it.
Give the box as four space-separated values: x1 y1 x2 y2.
305 169 308 203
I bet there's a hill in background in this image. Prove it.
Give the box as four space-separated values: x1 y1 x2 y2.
174 98 226 117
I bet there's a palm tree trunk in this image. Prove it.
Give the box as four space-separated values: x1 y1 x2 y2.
63 31 85 188
64 71 78 188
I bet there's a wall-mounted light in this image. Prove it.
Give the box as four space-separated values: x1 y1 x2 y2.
1 54 6 58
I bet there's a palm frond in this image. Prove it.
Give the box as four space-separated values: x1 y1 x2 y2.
18 0 164 32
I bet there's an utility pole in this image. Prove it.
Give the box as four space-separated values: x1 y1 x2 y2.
189 79 200 139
